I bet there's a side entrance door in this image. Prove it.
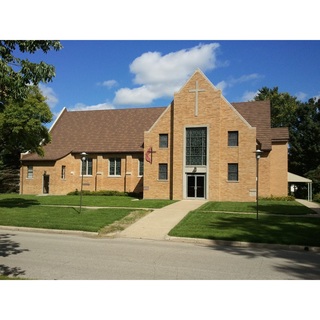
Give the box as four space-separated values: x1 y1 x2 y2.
43 174 50 194
187 174 205 198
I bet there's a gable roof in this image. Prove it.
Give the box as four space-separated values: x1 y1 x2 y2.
232 101 273 150
22 107 166 161
21 98 288 162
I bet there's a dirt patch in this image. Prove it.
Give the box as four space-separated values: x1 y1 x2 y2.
98 210 151 237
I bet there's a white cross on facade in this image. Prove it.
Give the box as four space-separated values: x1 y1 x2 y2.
189 80 205 116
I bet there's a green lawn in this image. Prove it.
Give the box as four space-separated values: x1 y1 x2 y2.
0 194 176 208
0 194 174 233
0 205 135 232
200 200 314 215
169 201 320 247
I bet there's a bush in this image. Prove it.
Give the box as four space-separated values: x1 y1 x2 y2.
314 193 320 203
259 195 295 201
67 190 140 197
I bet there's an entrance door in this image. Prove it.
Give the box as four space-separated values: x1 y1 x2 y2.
187 174 205 198
43 174 50 194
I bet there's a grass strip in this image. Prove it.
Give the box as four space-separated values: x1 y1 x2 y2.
0 206 135 232
0 194 175 209
199 201 314 215
169 211 320 247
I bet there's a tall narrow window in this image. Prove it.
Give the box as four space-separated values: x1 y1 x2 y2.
109 158 121 176
228 163 239 181
228 131 239 146
158 163 168 180
61 165 66 179
138 159 144 176
159 134 168 148
186 127 207 165
27 166 33 179
81 158 93 175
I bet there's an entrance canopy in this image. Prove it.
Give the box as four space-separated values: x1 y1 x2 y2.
288 172 313 201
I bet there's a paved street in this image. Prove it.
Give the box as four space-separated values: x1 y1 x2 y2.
1 230 320 280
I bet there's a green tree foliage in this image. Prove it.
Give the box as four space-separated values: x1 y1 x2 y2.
254 88 320 194
0 40 62 106
0 86 53 192
0 85 53 156
0 40 61 192
289 97 320 176
254 86 299 127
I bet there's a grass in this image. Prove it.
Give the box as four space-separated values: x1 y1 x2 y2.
0 275 27 280
0 205 136 232
0 194 174 233
0 194 175 208
169 201 320 247
200 200 315 215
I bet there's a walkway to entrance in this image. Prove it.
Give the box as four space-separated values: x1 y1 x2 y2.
119 200 207 240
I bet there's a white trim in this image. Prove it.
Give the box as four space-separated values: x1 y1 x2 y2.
49 107 67 133
145 105 171 134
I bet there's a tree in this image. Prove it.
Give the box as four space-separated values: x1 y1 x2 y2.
254 88 320 195
0 40 62 106
289 97 320 176
0 85 53 156
0 40 61 192
254 86 299 127
0 86 53 192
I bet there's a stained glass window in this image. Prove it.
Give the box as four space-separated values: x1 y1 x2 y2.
186 127 207 165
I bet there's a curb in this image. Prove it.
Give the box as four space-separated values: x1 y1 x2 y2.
1 225 320 253
165 236 320 253
0 225 98 238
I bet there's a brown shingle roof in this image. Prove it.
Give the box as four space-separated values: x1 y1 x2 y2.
232 101 273 150
271 127 289 142
22 100 289 162
22 107 166 161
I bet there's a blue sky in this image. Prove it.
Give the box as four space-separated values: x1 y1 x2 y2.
31 40 320 125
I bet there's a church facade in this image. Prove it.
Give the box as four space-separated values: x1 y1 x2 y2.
20 70 289 201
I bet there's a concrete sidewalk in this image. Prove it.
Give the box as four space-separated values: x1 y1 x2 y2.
118 200 207 240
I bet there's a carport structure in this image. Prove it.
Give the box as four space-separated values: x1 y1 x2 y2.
288 172 313 201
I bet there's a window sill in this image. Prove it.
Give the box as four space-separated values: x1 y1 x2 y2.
227 180 239 183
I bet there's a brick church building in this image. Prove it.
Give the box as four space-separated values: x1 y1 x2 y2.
20 70 289 201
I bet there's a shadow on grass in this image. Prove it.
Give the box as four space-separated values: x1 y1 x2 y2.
248 202 314 215
204 215 320 247
0 233 28 277
0 198 40 208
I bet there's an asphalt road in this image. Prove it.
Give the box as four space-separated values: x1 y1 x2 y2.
1 230 320 280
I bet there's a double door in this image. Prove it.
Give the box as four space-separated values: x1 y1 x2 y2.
187 174 205 198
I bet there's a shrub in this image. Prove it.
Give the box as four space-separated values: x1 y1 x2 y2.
259 195 295 201
67 190 136 197
314 193 320 203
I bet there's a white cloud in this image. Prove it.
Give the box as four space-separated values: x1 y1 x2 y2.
216 73 263 101
98 80 118 88
68 102 115 111
217 73 263 96
113 43 220 105
39 84 58 109
114 86 158 105
241 90 259 101
216 80 228 92
295 91 307 101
